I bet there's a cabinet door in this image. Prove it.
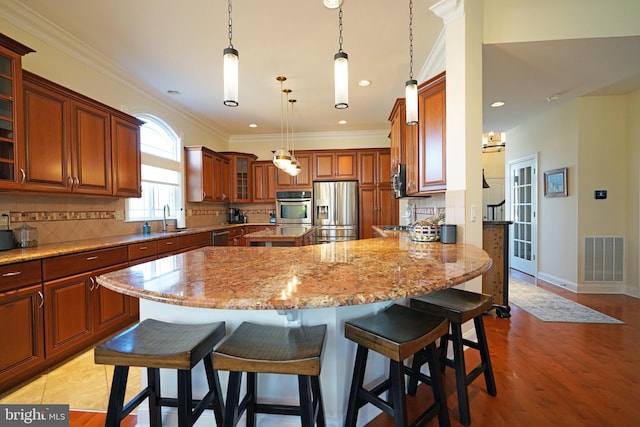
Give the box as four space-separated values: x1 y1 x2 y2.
313 151 357 181
0 44 25 188
111 116 141 197
44 272 93 358
417 73 446 193
378 151 392 185
185 147 214 202
22 78 71 192
293 153 312 188
213 155 230 201
0 285 45 392
388 98 405 171
378 185 398 228
359 187 377 239
93 263 131 335
71 101 112 195
313 152 334 180
358 151 377 186
253 161 276 201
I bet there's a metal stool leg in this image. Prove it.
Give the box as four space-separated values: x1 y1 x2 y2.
474 316 497 396
345 345 369 427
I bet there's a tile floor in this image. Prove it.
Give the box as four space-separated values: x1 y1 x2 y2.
0 349 142 411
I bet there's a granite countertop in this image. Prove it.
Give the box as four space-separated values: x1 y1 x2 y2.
0 223 272 266
97 234 492 310
244 225 315 240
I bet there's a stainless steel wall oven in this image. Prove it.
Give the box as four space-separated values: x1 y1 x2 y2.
275 191 312 225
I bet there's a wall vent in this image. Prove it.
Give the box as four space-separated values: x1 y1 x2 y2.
584 237 624 282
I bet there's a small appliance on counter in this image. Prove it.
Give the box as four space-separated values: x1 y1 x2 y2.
15 223 38 248
0 213 15 251
228 208 245 224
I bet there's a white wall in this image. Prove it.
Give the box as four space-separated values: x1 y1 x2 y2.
625 90 640 298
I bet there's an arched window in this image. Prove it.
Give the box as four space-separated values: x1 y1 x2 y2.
127 114 182 222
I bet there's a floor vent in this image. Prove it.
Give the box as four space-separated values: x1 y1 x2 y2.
584 237 623 282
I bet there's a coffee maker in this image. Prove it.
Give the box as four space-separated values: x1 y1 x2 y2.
228 208 242 224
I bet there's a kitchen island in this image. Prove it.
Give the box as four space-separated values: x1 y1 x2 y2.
244 225 315 247
97 234 491 426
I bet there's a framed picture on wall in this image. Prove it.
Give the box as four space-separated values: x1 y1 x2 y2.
544 167 568 197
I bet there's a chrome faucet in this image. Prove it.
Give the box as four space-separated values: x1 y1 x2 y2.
162 204 170 231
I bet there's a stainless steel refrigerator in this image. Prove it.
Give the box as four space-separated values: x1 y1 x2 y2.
313 181 359 243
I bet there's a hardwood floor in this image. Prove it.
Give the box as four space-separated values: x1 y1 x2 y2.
58 271 640 426
367 270 640 427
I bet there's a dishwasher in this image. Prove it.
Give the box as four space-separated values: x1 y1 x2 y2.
212 230 230 246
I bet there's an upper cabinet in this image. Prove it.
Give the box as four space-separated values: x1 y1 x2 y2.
391 72 446 196
275 152 312 190
111 115 142 198
222 152 258 203
185 146 230 203
0 35 33 189
312 150 357 181
252 160 276 202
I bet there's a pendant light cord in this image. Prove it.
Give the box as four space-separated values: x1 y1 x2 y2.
338 5 344 53
408 0 414 80
227 0 234 49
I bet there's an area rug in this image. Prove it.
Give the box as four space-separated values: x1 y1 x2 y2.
508 279 625 324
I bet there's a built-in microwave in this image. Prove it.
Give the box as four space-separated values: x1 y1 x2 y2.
275 191 313 225
391 164 406 198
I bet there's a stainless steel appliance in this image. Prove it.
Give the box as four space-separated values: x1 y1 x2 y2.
391 164 406 198
275 191 313 225
313 181 358 243
212 230 229 246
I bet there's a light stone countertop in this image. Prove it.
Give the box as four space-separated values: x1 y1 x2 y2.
96 233 492 310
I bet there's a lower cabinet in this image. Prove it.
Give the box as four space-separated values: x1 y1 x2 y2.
359 185 398 239
0 283 45 394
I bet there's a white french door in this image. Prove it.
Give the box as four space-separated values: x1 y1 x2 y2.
508 156 538 276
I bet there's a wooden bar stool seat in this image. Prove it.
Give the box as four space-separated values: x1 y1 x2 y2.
94 319 226 427
213 321 327 427
344 304 451 427
409 288 497 426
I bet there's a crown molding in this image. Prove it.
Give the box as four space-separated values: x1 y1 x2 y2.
430 0 464 25
230 129 389 144
418 28 446 82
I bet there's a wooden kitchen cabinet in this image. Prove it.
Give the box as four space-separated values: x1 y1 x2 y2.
111 115 142 197
312 150 357 181
275 152 312 190
223 152 257 203
0 260 44 394
0 35 33 189
253 160 277 202
19 71 141 196
388 98 405 172
410 72 446 195
185 146 230 202
358 149 398 239
228 226 246 247
42 246 133 361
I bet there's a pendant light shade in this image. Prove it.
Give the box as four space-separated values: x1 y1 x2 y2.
334 4 348 109
273 76 292 170
223 47 238 107
334 51 349 109
405 0 418 125
273 148 292 169
405 79 418 125
223 0 238 107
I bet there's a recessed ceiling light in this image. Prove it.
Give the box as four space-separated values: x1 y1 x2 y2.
546 94 561 102
249 123 257 128
490 101 505 108
358 80 371 87
167 90 181 95
338 120 347 125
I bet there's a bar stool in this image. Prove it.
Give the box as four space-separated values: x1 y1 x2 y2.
409 288 497 426
213 321 327 427
344 304 450 427
94 319 226 427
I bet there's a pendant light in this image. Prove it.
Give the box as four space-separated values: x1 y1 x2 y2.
405 0 418 125
223 0 239 107
334 3 348 109
273 76 292 170
288 98 302 176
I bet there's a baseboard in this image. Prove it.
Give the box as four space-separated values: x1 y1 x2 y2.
537 271 628 294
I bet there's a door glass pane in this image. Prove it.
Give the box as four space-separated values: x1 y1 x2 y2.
0 56 10 76
0 76 11 97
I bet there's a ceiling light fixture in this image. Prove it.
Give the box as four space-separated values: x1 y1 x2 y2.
405 0 418 125
323 0 341 9
223 0 239 107
334 3 348 109
358 80 371 87
287 97 302 176
273 76 292 170
490 101 505 108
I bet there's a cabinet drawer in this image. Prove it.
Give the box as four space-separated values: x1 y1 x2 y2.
179 232 211 249
43 246 128 281
0 260 42 292
128 241 158 261
157 237 180 254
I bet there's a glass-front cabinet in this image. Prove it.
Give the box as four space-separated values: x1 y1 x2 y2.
0 35 34 188
222 152 257 203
